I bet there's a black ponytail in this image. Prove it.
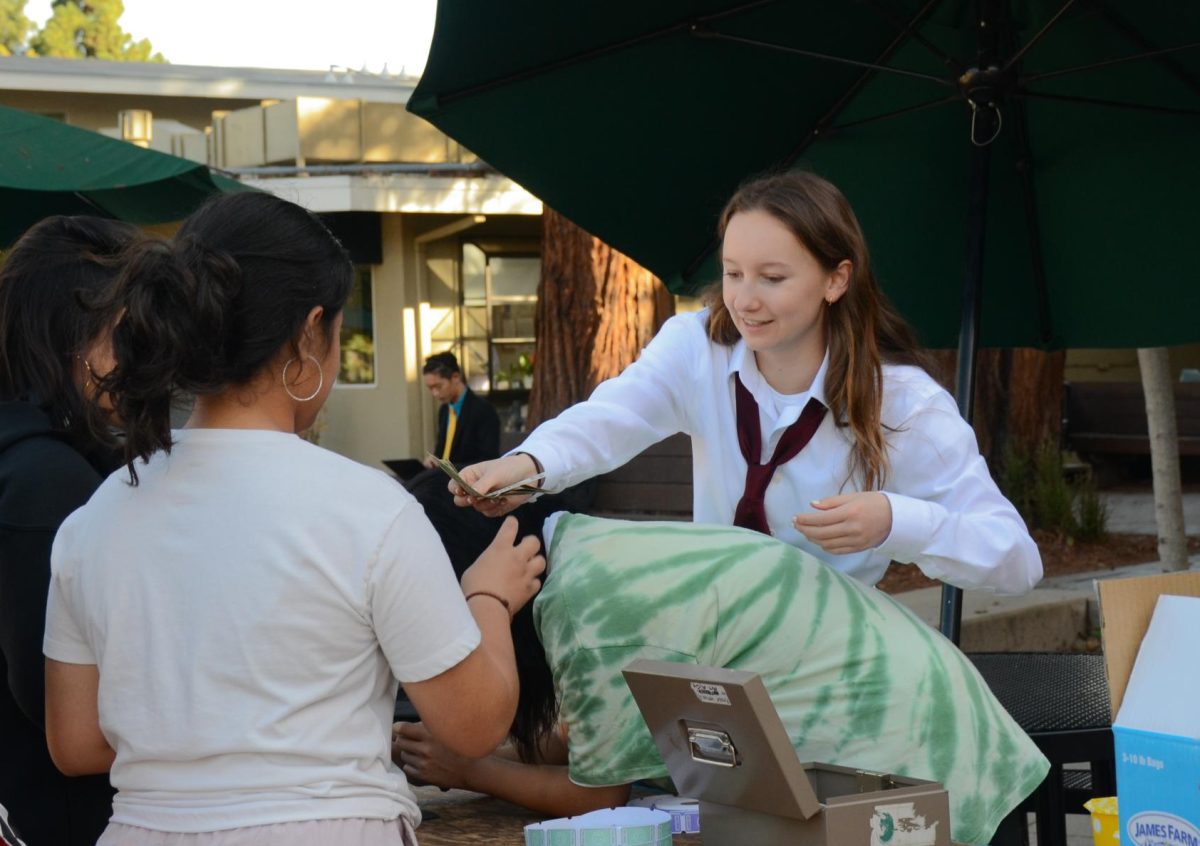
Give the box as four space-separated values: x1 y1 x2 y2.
102 192 352 482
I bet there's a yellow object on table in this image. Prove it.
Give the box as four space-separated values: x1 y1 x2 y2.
1083 797 1119 845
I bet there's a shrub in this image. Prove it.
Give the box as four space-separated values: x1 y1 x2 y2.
998 437 1107 542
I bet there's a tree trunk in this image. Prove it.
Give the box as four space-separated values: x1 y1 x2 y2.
1137 346 1189 570
1007 349 1066 458
928 347 1064 470
528 208 674 428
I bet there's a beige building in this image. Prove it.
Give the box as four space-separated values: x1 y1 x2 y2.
1 56 545 472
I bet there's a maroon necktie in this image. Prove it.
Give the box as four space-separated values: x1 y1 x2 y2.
733 374 827 535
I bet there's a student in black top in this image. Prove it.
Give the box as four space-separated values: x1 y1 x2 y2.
0 216 136 845
420 352 500 468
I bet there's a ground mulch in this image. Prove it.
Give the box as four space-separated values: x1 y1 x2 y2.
876 531 1200 595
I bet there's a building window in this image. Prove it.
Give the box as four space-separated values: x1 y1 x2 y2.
460 240 539 431
339 265 375 385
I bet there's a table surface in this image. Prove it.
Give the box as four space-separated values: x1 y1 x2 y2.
413 788 975 846
413 787 701 846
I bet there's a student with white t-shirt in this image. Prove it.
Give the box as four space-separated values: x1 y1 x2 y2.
43 193 544 845
454 171 1041 595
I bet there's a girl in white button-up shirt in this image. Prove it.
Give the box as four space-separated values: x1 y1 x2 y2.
455 171 1041 595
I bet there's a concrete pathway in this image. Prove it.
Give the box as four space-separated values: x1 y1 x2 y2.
1098 488 1200 535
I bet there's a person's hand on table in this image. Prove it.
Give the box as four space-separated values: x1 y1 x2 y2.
791 491 892 555
393 720 479 790
451 454 541 518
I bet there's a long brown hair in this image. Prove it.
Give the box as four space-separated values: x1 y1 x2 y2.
707 170 931 490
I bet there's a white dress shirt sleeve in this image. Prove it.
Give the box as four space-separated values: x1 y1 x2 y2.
876 388 1043 595
517 314 699 491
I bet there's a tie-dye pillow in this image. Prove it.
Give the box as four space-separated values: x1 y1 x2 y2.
534 513 1048 846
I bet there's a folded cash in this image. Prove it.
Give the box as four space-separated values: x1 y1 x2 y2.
428 454 544 500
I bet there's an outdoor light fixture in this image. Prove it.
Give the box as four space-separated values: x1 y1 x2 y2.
118 109 153 148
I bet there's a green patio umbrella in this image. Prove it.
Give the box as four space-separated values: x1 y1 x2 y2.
411 0 1200 352
412 0 1200 640
0 103 251 246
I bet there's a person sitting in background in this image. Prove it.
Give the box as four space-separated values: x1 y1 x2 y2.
421 351 500 468
0 216 136 846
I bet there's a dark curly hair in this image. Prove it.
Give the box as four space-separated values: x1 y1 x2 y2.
0 215 139 448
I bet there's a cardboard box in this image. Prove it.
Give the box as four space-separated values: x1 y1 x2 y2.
623 660 950 846
1098 573 1200 846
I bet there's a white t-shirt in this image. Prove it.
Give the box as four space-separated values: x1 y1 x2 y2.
519 309 1041 594
44 429 480 832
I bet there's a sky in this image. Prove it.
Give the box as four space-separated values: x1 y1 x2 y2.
23 0 438 77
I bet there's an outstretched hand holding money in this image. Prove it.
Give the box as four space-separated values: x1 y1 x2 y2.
442 453 544 518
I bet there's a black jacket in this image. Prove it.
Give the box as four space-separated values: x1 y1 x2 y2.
0 402 114 845
434 388 501 467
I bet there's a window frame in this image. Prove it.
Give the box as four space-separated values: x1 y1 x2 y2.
335 264 378 389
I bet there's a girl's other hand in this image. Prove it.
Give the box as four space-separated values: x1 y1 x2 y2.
791 492 892 555
393 721 476 789
451 454 540 518
460 516 545 615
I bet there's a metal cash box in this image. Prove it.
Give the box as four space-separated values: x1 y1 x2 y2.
622 660 951 846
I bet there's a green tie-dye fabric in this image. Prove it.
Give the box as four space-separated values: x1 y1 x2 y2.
534 514 1049 846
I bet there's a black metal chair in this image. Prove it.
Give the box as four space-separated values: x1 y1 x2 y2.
962 649 1115 846
940 564 1115 846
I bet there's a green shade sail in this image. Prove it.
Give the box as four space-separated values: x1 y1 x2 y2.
0 103 252 246
410 1 1200 350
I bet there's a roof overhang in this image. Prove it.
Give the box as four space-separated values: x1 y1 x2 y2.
0 56 416 104
243 173 543 216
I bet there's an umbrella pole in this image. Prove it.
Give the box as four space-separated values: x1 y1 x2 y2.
939 134 994 646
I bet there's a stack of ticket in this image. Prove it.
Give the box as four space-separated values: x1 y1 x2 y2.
627 795 700 835
428 454 544 500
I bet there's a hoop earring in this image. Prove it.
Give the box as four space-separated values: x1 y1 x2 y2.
77 355 96 391
282 354 324 402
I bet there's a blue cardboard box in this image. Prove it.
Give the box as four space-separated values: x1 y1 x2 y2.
1107 594 1200 846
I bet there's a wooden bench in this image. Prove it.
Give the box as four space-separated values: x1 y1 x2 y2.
1063 381 1200 457
500 432 694 520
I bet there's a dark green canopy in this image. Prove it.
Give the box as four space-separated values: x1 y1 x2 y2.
410 0 1200 351
0 103 250 246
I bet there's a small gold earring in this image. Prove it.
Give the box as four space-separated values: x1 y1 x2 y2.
78 356 96 390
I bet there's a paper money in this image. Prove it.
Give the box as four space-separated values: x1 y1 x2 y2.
428 454 544 500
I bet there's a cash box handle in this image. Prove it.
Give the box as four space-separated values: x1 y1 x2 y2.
687 726 739 767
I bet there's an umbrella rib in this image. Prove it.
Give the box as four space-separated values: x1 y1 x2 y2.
830 94 959 131
694 0 784 26
70 191 115 218
1092 1 1200 100
997 6 1055 348
428 0 780 107
1017 89 1200 117
1010 102 1055 346
860 0 966 75
1002 0 1078 73
1021 41 1200 84
704 31 955 87
680 0 950 283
